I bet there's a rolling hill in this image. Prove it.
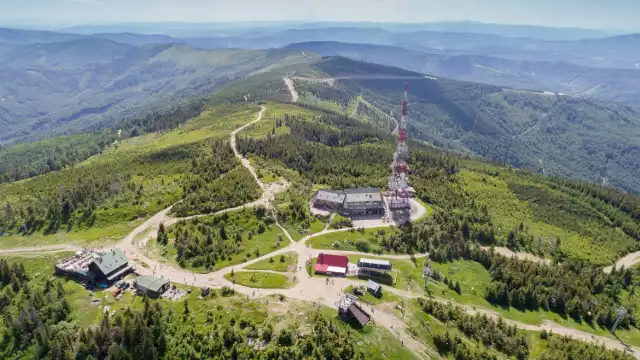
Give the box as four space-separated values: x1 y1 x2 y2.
290 57 640 195
0 38 314 144
4 26 640 70
285 41 640 107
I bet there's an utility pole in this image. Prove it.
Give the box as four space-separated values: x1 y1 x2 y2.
611 307 628 334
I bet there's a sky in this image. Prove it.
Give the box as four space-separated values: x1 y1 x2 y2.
1 0 639 30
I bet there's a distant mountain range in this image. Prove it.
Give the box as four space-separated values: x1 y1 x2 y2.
3 26 640 70
0 36 312 143
285 41 640 106
2 24 640 194
57 21 620 40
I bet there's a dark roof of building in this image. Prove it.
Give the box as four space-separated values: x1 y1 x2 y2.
367 280 381 293
315 189 346 204
344 188 382 203
348 303 371 327
317 253 348 268
106 264 134 281
92 249 129 277
343 187 380 194
359 258 392 269
136 276 169 293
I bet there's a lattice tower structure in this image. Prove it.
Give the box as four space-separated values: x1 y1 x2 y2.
388 83 413 209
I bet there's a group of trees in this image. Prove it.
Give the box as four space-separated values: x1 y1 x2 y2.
0 140 200 236
432 331 501 360
238 133 392 189
112 99 205 136
2 99 206 185
171 140 261 217
1 258 368 359
418 297 529 359
236 107 398 190
275 181 316 235
411 216 636 329
0 260 72 359
166 208 276 270
286 112 393 147
0 133 115 183
541 173 640 241
161 308 365 360
538 332 635 360
423 296 634 360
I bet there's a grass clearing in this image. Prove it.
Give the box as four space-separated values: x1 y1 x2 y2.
148 209 289 274
343 254 425 292
309 226 398 253
0 104 261 250
0 220 143 249
461 170 636 265
224 271 293 288
344 285 400 305
423 258 640 347
245 252 298 272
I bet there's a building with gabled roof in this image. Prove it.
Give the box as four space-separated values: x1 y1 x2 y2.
314 253 348 276
367 280 382 296
55 248 134 286
88 248 134 284
135 276 169 297
312 187 384 216
358 258 392 273
336 294 371 328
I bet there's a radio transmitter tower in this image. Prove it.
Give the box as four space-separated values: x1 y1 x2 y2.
388 83 414 209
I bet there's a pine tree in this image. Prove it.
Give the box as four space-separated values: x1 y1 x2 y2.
219 222 227 240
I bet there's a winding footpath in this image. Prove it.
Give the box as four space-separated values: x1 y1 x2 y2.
3 82 640 358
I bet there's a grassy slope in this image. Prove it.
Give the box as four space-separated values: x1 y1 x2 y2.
149 227 287 275
245 252 298 272
423 258 640 347
309 227 397 253
224 271 293 289
0 105 260 249
461 168 637 264
344 284 400 305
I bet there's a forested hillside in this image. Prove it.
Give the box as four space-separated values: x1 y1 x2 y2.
286 41 640 106
232 97 640 350
0 102 263 246
1 57 640 358
294 57 640 195
0 256 382 360
0 39 312 144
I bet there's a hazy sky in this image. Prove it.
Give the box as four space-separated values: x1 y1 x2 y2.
1 0 639 30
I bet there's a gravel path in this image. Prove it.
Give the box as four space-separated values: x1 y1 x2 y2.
283 78 299 102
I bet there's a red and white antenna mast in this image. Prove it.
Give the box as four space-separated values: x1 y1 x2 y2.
388 82 413 210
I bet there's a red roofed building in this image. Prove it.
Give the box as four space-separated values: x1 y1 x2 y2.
314 253 348 276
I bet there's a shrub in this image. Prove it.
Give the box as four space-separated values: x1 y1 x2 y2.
331 214 352 229
370 244 383 254
221 286 234 296
355 239 371 252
